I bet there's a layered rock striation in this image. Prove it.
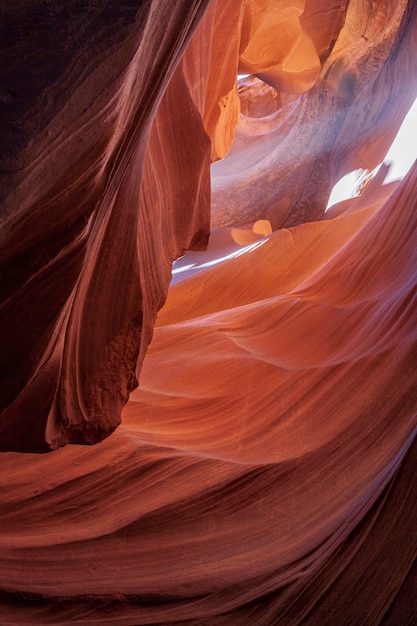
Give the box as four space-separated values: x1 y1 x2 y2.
1 1 417 624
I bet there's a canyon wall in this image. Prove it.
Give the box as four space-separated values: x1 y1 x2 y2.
1 1 416 623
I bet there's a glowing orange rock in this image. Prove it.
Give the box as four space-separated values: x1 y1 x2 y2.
212 0 416 229
0 1 417 624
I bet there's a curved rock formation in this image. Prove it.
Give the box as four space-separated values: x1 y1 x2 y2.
0 0 213 451
1 0 417 624
212 0 417 229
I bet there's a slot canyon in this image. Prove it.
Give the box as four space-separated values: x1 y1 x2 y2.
1 1 417 624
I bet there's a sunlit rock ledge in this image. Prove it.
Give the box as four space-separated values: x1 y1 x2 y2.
1 1 417 624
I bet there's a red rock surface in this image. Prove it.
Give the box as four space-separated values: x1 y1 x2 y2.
1 0 417 624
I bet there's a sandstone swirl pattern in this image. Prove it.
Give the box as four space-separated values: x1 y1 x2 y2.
0 1 416 624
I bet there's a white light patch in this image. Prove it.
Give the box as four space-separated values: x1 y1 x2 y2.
383 97 417 183
172 238 269 282
325 167 380 210
326 95 417 210
196 238 267 269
